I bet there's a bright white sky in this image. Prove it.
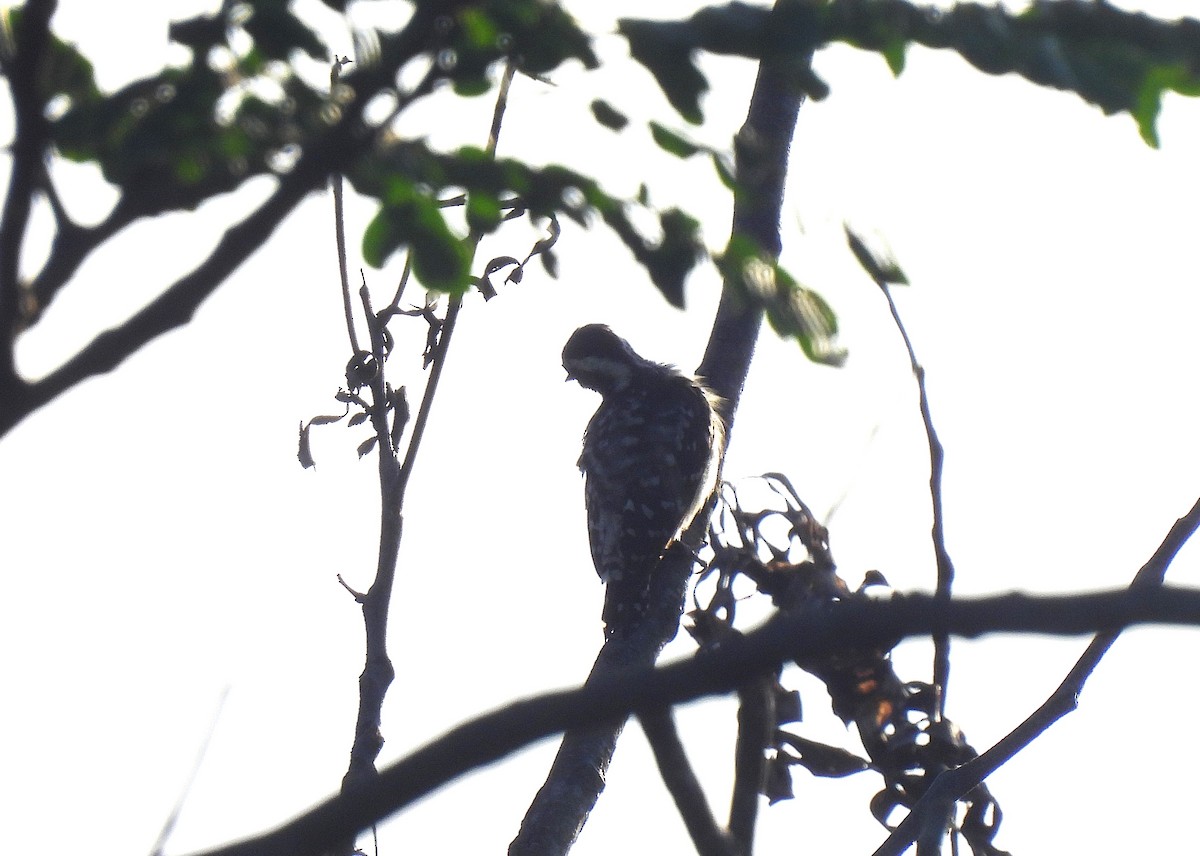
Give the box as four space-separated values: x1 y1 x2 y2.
2 1 1199 854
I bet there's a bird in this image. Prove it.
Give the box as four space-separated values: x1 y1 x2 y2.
562 324 725 635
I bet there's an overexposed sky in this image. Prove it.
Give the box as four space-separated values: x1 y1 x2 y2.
2 2 1199 855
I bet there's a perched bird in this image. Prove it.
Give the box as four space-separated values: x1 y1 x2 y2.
562 324 725 634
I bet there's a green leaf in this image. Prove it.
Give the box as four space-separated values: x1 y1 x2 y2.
241 0 328 61
590 99 629 131
453 75 493 98
649 122 702 158
844 225 908 286
466 191 503 234
882 39 907 76
618 19 706 124
363 179 470 292
599 204 701 307
712 152 735 190
718 236 845 366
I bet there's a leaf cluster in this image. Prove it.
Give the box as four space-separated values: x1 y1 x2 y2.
619 0 1200 146
693 474 1007 855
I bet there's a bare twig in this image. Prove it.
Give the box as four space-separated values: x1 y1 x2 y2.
871 494 1200 856
187 583 1200 856
640 709 736 856
396 60 516 493
330 57 361 356
148 687 230 856
339 62 520 847
873 270 955 717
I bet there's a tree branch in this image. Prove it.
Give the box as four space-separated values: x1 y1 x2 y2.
873 275 955 715
699 48 807 418
339 60 517 826
728 678 772 853
640 708 736 856
510 20 808 855
0 0 58 382
0 5 442 438
871 493 1200 856
187 583 1200 856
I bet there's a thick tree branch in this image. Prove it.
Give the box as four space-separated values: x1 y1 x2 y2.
0 6 441 438
509 23 808 855
699 50 807 420
188 583 1200 856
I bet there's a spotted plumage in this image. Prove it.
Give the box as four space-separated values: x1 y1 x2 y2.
563 324 724 633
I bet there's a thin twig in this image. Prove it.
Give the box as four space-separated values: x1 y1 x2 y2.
331 174 359 354
341 59 519 824
871 494 1200 856
384 254 413 316
396 60 516 492
876 282 955 717
148 687 230 856
639 709 737 856
330 57 361 356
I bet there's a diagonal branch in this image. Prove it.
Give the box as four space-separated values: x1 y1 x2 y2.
640 708 736 856
871 493 1200 856
508 35 807 856
0 5 443 438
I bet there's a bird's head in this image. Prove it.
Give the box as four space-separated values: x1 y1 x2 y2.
562 324 639 395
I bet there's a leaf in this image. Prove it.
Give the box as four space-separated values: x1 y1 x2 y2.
712 152 735 189
775 688 803 725
649 122 702 158
298 422 316 469
604 206 701 307
362 179 471 292
882 38 907 75
357 435 379 459
240 0 328 61
777 731 871 778
590 99 629 131
1133 62 1200 148
622 1 1200 146
844 225 908 285
763 755 795 805
466 190 503 234
389 386 410 451
718 236 845 366
529 215 560 257
618 19 707 124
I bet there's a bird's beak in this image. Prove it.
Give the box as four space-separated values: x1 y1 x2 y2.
564 371 575 382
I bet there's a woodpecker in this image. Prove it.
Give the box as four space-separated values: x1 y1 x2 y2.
562 324 725 634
